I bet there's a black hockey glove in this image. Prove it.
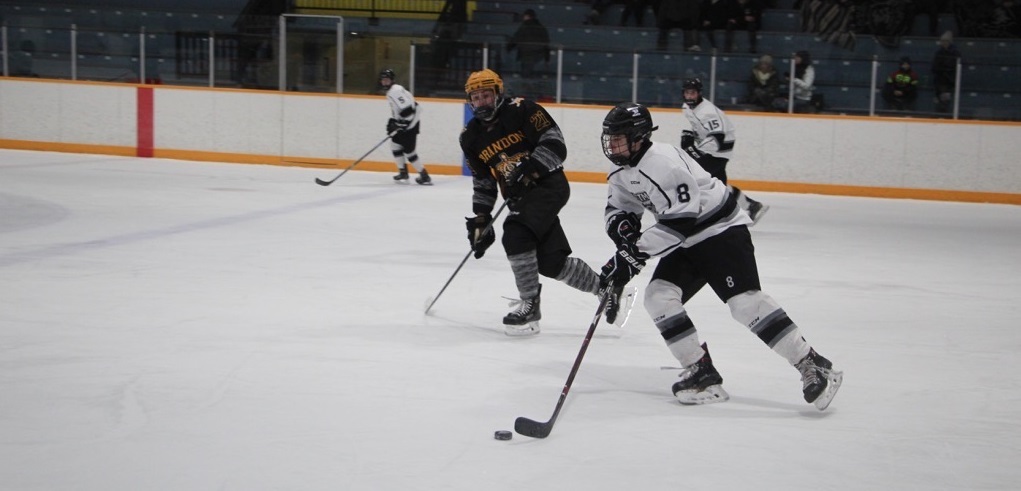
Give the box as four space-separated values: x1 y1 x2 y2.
505 158 543 198
599 245 648 287
680 130 698 149
466 213 495 259
387 118 409 135
606 211 642 248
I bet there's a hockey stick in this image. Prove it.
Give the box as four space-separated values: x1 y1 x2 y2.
314 133 395 186
423 200 510 315
514 284 613 439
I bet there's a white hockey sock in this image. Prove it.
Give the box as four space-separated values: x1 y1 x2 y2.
406 153 424 173
728 290 811 364
646 279 704 367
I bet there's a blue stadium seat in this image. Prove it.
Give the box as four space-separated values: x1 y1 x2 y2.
959 91 1021 120
761 10 800 32
582 75 632 105
818 85 874 113
963 64 1015 92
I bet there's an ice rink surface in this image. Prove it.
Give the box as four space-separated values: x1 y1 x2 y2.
2 149 1019 490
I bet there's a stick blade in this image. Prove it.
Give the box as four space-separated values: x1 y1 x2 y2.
514 417 552 439
314 177 333 186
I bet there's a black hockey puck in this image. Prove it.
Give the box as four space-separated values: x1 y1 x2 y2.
494 430 512 441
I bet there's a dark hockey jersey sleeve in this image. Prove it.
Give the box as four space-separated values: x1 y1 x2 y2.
460 123 499 215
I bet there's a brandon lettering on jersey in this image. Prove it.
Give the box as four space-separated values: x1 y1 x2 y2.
478 130 527 163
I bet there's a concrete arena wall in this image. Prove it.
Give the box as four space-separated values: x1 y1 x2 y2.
1 78 1019 204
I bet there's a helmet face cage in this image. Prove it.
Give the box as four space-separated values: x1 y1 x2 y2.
682 77 703 106
379 69 396 86
465 69 505 122
601 103 656 166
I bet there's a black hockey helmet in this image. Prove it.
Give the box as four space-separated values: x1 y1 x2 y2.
379 68 396 85
682 77 703 106
601 103 658 166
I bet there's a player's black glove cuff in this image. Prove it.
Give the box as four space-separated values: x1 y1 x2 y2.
606 212 642 248
599 244 648 288
466 213 495 259
387 118 409 135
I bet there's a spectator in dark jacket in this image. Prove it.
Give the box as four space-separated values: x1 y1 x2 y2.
882 56 920 110
747 54 780 110
507 9 550 77
699 0 732 51
728 0 762 53
931 30 961 112
657 0 702 51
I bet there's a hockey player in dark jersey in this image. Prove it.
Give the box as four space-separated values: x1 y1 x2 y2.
680 77 768 224
597 102 841 410
459 68 634 336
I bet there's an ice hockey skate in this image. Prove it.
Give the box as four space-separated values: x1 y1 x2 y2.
747 199 770 225
393 167 409 183
604 284 638 327
415 169 432 185
504 286 541 337
796 348 842 411
672 343 730 405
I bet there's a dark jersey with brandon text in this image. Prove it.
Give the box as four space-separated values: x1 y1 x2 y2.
459 97 568 216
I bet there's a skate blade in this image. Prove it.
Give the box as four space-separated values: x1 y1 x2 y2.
612 286 639 328
675 385 730 405
812 368 843 411
504 321 540 337
415 180 433 186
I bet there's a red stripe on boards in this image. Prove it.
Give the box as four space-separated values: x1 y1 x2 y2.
137 87 154 157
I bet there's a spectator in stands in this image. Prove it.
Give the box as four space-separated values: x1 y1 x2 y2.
772 50 816 113
657 0 702 51
620 0 652 27
728 0 763 53
912 0 950 37
699 0 732 52
882 56 920 110
931 31 961 113
584 0 614 25
507 9 551 78
985 0 1021 37
746 54 780 110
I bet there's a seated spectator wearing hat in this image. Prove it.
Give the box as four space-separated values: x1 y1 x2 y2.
882 56 920 111
746 54 780 111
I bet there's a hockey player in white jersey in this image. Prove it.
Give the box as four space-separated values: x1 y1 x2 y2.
379 69 431 185
680 77 768 223
596 102 841 410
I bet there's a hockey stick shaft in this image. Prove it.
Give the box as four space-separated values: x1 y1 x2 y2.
423 200 510 315
514 284 613 439
314 133 394 186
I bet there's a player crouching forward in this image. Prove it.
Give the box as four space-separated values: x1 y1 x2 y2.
596 103 842 410
459 68 635 336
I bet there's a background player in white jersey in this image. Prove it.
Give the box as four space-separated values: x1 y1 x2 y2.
680 77 768 223
379 69 430 185
597 102 841 410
